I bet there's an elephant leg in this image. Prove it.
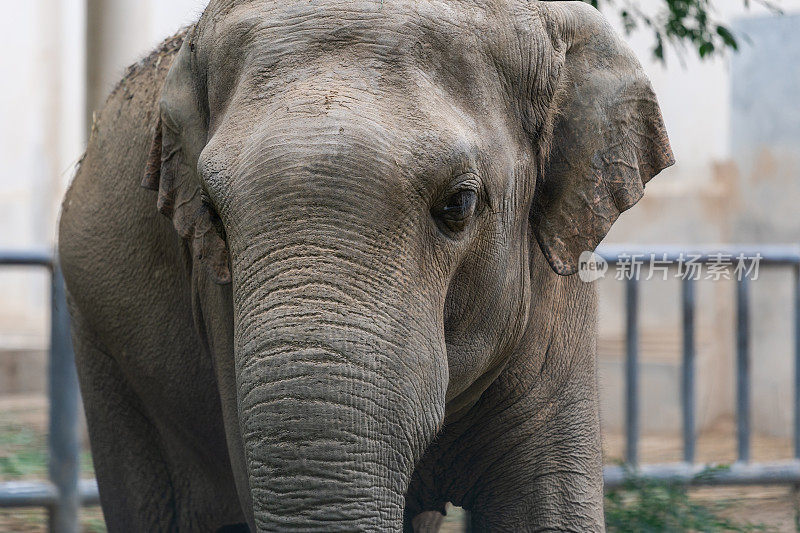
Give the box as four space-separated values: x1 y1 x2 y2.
438 346 604 529
462 383 604 531
73 318 245 531
74 331 181 531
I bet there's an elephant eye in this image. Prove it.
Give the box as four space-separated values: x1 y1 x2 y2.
442 190 477 220
432 188 479 234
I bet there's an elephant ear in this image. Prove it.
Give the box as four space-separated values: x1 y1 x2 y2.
142 37 231 284
532 2 675 276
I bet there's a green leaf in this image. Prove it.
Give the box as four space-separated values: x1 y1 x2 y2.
579 0 781 63
605 467 770 532
717 25 739 50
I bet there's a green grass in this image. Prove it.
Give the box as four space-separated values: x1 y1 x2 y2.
0 425 47 479
605 468 772 532
0 423 94 480
1 422 105 531
83 515 107 532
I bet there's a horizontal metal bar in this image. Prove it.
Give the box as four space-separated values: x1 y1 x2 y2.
0 481 56 507
0 480 98 508
0 249 54 268
597 244 800 265
604 460 800 489
14 465 800 504
5 245 797 268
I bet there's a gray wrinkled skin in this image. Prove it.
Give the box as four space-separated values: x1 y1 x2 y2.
59 1 673 531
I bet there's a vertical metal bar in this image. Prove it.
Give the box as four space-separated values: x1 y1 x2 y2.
794 265 800 460
736 276 751 463
48 267 80 533
682 278 696 464
625 277 639 467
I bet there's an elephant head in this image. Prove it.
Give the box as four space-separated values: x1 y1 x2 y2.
143 0 672 529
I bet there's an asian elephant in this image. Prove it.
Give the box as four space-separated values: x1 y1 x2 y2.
58 0 673 531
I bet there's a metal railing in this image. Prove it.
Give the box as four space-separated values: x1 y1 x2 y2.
598 245 800 488
0 250 98 533
1 246 799 530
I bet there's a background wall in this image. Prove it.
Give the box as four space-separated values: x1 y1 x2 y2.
598 3 800 437
0 0 206 391
0 0 798 437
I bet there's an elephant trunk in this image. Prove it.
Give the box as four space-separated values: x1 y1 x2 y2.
231 236 446 531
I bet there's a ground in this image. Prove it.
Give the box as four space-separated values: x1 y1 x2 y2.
0 395 104 533
603 418 800 532
1 396 798 532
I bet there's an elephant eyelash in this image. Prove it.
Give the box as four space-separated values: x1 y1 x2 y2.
200 191 225 233
200 194 228 243
200 191 214 210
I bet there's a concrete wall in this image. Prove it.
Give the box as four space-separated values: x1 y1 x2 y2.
730 14 800 437
86 0 209 126
597 6 800 437
0 0 206 392
0 0 85 364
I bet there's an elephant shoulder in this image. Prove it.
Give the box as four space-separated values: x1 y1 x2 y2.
93 28 188 165
64 28 188 211
59 29 192 334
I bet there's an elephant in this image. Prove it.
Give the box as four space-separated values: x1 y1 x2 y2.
58 0 673 531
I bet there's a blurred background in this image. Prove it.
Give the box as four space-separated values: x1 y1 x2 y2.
1 0 799 530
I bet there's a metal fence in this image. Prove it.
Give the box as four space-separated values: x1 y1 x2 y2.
599 245 800 488
0 246 799 530
0 250 98 533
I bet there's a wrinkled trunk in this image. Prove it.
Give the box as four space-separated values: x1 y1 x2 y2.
231 233 446 531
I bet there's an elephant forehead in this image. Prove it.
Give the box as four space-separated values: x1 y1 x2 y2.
200 0 504 95
197 0 530 212
204 0 492 50
204 93 486 201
